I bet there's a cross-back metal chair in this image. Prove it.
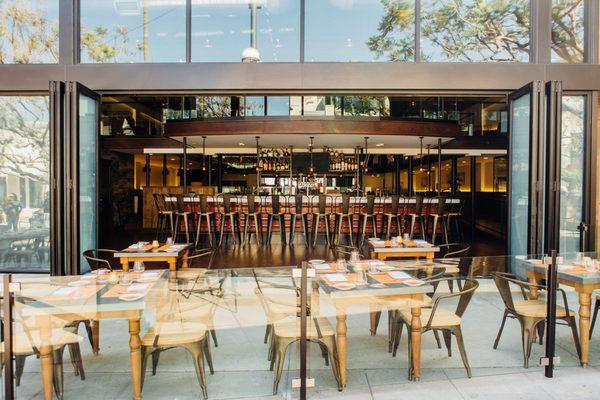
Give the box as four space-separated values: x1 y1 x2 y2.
311 194 333 247
216 194 240 246
359 194 378 246
289 194 309 246
384 194 403 240
334 194 355 246
491 272 580 368
195 194 216 248
242 194 263 245
266 195 286 245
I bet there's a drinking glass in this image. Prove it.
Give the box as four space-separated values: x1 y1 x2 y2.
119 272 132 286
133 261 145 272
166 237 174 245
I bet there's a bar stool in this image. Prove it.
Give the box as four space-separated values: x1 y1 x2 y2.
173 193 194 244
429 196 449 245
408 195 426 239
266 195 286 245
195 194 215 247
289 194 309 246
153 193 174 241
217 194 240 246
446 197 464 242
334 194 354 246
359 194 378 246
243 194 262 245
383 195 403 240
312 194 332 247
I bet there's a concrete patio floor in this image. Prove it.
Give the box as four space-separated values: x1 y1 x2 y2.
11 280 600 400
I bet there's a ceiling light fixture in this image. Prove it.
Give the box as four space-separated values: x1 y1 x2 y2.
309 136 315 174
201 135 207 171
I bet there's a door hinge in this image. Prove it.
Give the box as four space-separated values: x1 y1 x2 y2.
292 378 315 388
540 356 560 366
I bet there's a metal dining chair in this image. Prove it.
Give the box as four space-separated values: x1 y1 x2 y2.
153 193 174 241
429 196 449 245
173 193 194 244
266 195 286 245
491 272 581 368
216 194 241 246
393 277 479 379
359 194 378 246
408 195 426 240
383 195 403 240
334 194 355 246
195 194 216 247
312 194 333 247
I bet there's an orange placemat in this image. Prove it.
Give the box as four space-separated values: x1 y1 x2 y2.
45 285 104 301
368 272 422 285
101 283 154 299
314 263 348 274
127 270 166 281
321 273 364 287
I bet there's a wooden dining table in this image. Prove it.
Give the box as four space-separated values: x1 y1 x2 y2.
312 261 441 383
115 243 193 271
517 257 600 366
15 270 174 400
368 238 439 261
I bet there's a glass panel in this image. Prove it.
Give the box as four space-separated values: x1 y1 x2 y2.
80 0 186 63
551 0 585 63
305 0 415 62
0 96 50 272
420 0 530 62
267 96 290 116
559 95 585 253
245 96 266 116
191 0 300 62
79 93 98 272
509 93 530 256
0 0 59 63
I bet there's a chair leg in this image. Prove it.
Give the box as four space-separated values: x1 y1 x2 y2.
210 329 218 347
325 216 331 246
590 299 600 339
15 355 26 386
453 326 471 378
272 336 293 395
218 215 225 246
184 342 208 400
521 318 538 368
302 215 309 246
52 347 65 400
206 215 214 246
360 215 367 246
493 309 509 349
141 346 153 391
151 351 160 375
312 215 320 247
442 329 452 356
279 215 286 244
433 329 442 349
321 336 343 391
203 333 215 375
244 214 250 245
392 321 404 357
68 343 85 380
431 216 438 245
409 215 416 239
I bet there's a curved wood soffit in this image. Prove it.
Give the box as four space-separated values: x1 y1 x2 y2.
164 117 460 138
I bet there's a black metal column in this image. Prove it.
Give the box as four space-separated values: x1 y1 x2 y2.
3 275 14 399
162 154 168 186
217 154 223 193
451 156 458 196
394 155 401 195
470 156 476 240
408 156 414 196
145 153 151 188
182 137 188 190
437 139 442 195
544 250 558 377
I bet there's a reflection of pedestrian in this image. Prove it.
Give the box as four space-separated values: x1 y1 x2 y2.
2 193 22 231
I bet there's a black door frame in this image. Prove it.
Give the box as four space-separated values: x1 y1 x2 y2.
507 80 544 256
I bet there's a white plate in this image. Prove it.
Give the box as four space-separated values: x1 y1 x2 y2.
377 265 395 272
370 283 386 288
67 280 90 287
119 293 145 302
333 282 356 291
308 259 326 265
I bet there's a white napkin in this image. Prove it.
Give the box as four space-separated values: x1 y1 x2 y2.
388 271 412 280
53 287 77 297
140 272 160 279
326 274 347 282
314 263 330 270
557 264 574 271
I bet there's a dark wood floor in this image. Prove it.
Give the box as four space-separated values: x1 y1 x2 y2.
102 224 506 270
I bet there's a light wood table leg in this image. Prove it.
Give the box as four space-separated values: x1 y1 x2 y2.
410 306 422 381
121 258 130 271
528 273 539 300
92 319 100 355
336 312 348 386
168 259 177 271
181 251 189 269
38 316 54 400
426 252 434 260
129 318 143 400
578 291 591 366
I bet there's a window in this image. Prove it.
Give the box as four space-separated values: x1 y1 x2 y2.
551 0 585 63
267 97 290 116
80 0 186 63
191 0 300 62
420 0 530 62
0 0 59 63
305 0 415 62
0 96 50 272
245 96 266 116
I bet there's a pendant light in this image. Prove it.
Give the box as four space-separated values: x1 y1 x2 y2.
418 136 424 172
309 136 315 175
201 135 207 171
255 136 261 172
363 136 369 173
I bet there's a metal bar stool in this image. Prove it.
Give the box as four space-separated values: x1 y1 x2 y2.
195 194 215 247
359 194 378 246
243 194 262 245
334 194 354 246
429 196 449 245
153 193 174 241
384 195 403 240
266 195 286 245
312 194 332 247
173 193 194 244
217 194 240 246
408 194 426 239
289 194 309 246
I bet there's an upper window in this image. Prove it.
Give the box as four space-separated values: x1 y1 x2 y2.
551 0 585 63
191 0 300 62
80 0 186 63
420 0 530 62
0 0 59 63
306 0 415 62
